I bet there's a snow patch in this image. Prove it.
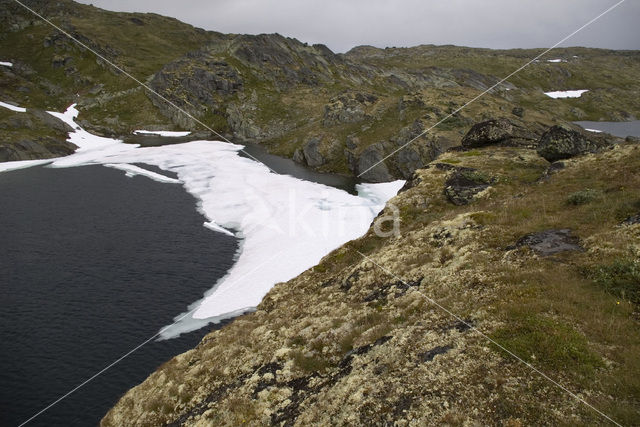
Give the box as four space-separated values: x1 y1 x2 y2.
0 61 13 67
546 59 566 63
0 100 26 112
584 128 603 133
134 130 191 137
544 90 589 99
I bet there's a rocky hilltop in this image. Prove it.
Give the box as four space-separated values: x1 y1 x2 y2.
1 1 639 425
2 0 640 180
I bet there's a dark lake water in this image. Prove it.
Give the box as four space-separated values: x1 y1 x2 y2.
0 165 239 426
574 120 640 138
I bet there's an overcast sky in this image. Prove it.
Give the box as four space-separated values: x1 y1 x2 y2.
77 0 638 53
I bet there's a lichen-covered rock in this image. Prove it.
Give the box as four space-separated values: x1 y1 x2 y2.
537 124 611 162
506 229 583 256
443 167 492 205
322 92 377 126
461 118 538 148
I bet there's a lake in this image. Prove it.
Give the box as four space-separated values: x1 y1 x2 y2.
574 120 640 138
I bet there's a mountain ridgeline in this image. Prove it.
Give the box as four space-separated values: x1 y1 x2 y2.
1 0 639 180
2 1 640 425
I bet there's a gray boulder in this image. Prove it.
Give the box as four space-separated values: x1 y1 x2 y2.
301 137 324 167
357 143 393 182
537 124 612 162
443 167 492 205
461 118 538 148
507 229 583 256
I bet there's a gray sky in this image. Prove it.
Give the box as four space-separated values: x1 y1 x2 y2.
76 0 639 53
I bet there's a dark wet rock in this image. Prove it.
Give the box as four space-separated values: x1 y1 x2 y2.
446 319 474 333
398 173 422 193
362 278 422 302
292 148 305 164
507 229 583 256
357 143 393 183
0 137 75 162
443 167 492 205
29 109 74 133
301 137 324 167
537 124 613 162
51 55 73 68
622 214 640 226
418 345 452 363
512 106 524 117
461 118 538 148
389 120 449 179
626 136 640 143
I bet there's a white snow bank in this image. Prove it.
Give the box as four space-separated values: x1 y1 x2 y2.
544 90 589 99
0 100 26 112
546 59 566 63
584 128 603 133
134 130 191 137
0 61 13 67
3 103 405 339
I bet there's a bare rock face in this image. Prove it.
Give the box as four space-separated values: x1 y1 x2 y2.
301 137 324 167
357 143 393 182
461 118 538 149
507 229 583 256
537 124 612 162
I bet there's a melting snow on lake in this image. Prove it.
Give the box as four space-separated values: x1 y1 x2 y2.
2 104 404 339
544 89 589 99
134 130 191 137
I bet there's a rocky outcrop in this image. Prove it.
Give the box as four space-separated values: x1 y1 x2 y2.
0 109 76 161
301 137 324 167
442 166 492 205
461 118 539 149
322 92 377 126
536 124 613 162
356 142 393 182
507 229 583 256
149 55 243 129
